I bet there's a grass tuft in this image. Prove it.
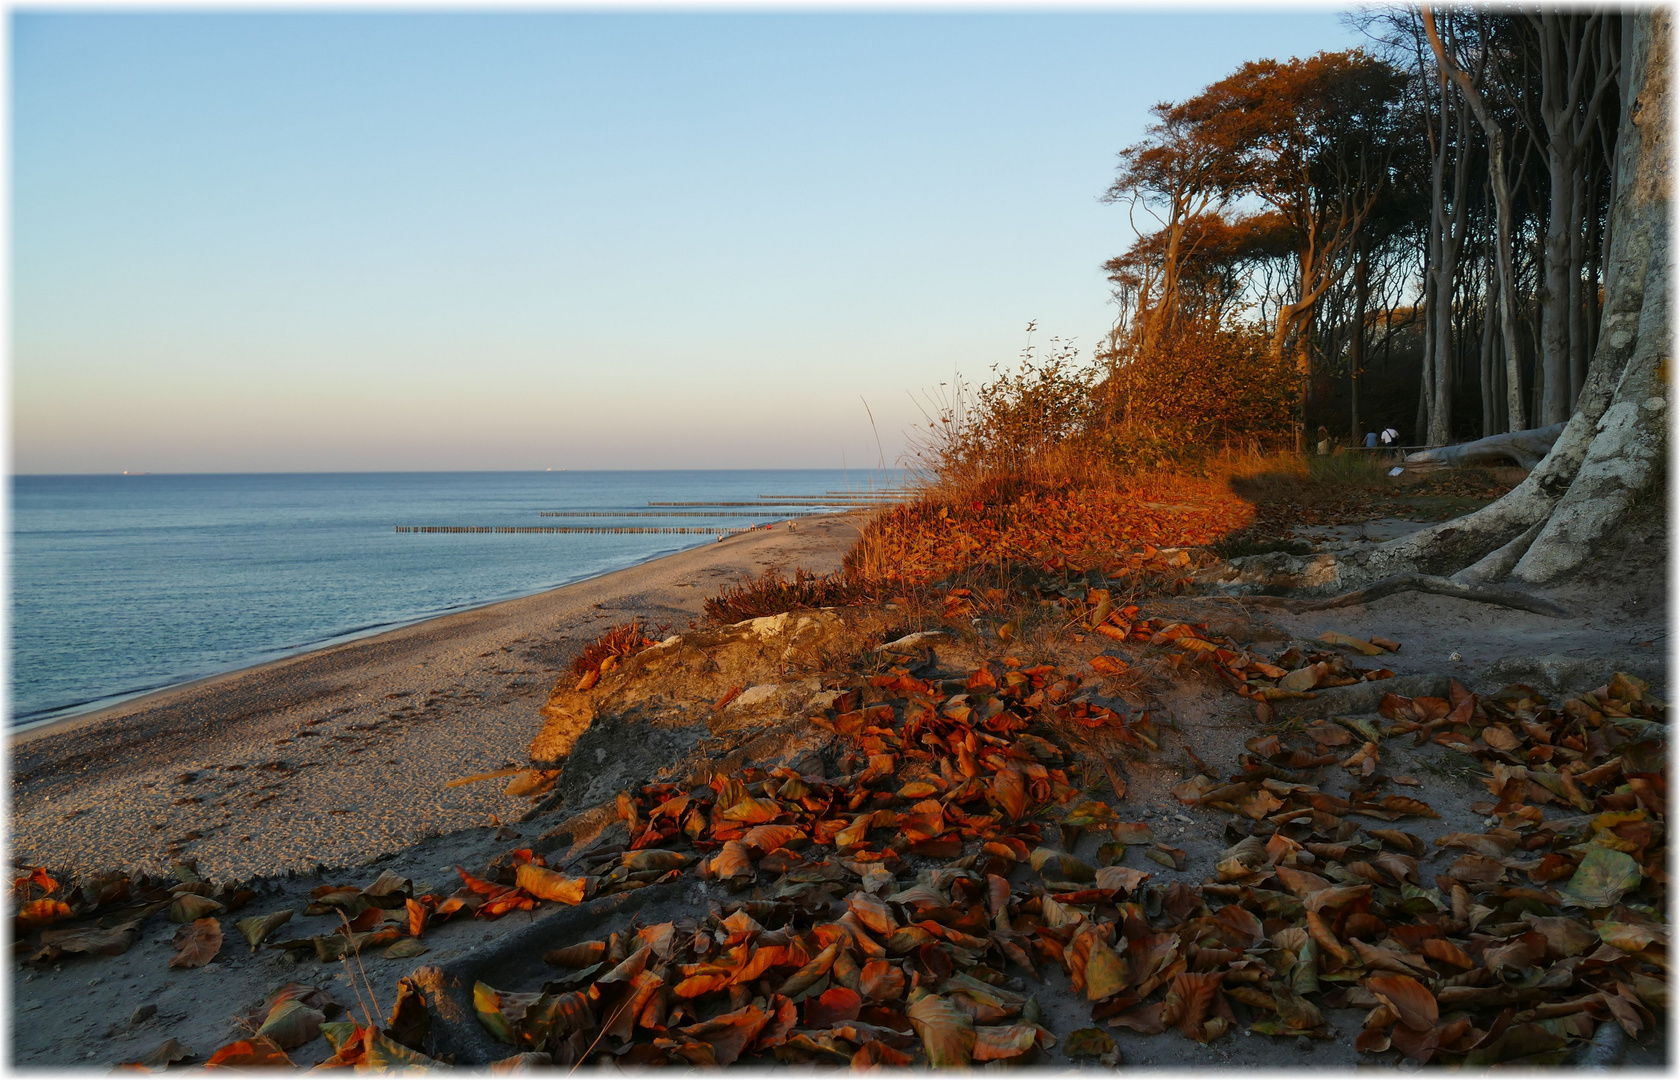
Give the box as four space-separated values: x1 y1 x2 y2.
702 567 880 625
572 620 665 678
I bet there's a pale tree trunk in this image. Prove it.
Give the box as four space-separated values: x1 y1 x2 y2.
1510 9 1669 584
1350 242 1367 443
1479 266 1498 436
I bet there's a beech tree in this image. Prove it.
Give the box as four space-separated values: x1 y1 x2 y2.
1287 8 1667 592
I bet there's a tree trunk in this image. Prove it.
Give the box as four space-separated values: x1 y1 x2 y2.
1404 422 1566 470
1540 149 1577 423
1479 266 1498 437
1423 7 1529 433
1351 243 1367 443
1239 9 1667 592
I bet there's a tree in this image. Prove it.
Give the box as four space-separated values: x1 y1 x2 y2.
1102 90 1252 355
1422 6 1528 437
1209 53 1407 379
1267 8 1667 592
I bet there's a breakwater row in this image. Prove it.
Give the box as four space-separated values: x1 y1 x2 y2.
394 525 767 535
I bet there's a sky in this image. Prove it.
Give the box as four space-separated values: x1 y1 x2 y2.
11 8 1363 473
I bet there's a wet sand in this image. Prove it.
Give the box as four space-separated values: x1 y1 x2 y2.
8 512 866 880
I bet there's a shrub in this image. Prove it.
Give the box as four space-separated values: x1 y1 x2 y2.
1102 322 1301 453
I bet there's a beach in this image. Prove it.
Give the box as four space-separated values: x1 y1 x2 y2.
8 511 866 882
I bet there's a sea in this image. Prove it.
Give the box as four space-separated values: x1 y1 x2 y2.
9 470 903 728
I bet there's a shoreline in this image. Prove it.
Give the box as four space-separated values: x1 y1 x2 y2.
8 510 868 880
11 532 751 739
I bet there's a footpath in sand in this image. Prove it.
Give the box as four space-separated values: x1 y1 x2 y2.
9 512 866 882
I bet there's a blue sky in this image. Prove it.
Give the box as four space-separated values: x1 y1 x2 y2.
12 10 1360 473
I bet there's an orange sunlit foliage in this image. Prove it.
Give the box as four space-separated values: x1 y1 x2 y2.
850 472 1254 586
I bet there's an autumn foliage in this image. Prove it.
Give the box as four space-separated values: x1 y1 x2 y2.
849 475 1252 587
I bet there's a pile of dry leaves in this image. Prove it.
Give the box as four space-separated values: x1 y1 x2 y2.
12 599 1667 1068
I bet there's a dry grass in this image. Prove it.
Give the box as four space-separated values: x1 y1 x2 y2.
701 567 881 625
571 621 665 678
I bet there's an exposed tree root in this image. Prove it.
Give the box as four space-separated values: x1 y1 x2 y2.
1240 573 1571 618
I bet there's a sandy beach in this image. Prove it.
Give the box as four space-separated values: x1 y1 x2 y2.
8 511 867 881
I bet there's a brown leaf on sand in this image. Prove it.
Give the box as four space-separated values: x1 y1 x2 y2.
907 992 975 1067
776 941 840 999
38 919 141 959
972 1024 1043 1061
1162 972 1225 1042
741 824 804 856
169 918 222 969
1090 655 1129 676
991 767 1027 822
255 1000 325 1050
407 898 428 939
120 1038 194 1071
859 959 905 1002
622 849 692 872
1305 910 1351 965
1275 866 1332 898
545 940 607 969
678 1004 770 1066
204 1037 292 1068
1304 883 1371 913
1366 975 1438 1032
1377 795 1440 819
1602 983 1651 1038
804 986 862 1028
1482 724 1522 752
15 899 73 932
1108 1001 1167 1035
386 977 431 1052
236 911 293 952
709 842 754 884
514 864 590 904
168 894 225 923
1421 937 1475 969
1084 935 1130 1001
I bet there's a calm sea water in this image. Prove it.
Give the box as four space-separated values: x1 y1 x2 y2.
9 471 899 727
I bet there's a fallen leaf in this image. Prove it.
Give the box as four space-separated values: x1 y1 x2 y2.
120 1038 194 1071
860 959 906 1002
15 899 73 932
971 1024 1042 1062
805 986 863 1028
1562 846 1642 908
204 1037 292 1068
1319 631 1385 656
167 894 224 923
169 918 222 969
1366 975 1437 1032
383 938 429 959
237 911 293 951
514 864 590 904
906 992 974 1067
622 849 692 873
256 1000 325 1050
